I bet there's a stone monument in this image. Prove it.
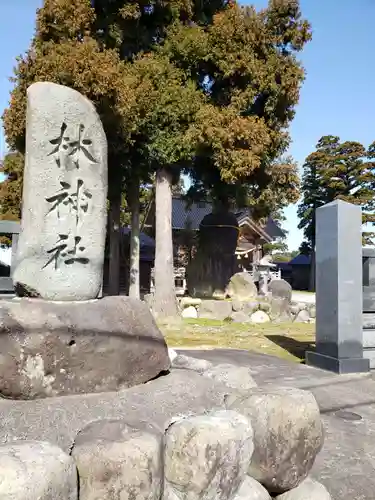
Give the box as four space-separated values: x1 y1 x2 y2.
0 82 170 399
13 82 107 301
186 209 240 298
305 200 369 374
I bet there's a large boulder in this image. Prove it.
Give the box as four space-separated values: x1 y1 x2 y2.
202 363 257 392
231 310 252 323
172 354 213 373
71 419 162 500
0 296 170 399
269 297 291 322
0 369 230 452
0 441 77 499
164 410 254 500
226 387 324 494
294 309 311 323
226 272 258 301
233 476 271 500
199 299 232 321
275 477 331 500
269 279 292 303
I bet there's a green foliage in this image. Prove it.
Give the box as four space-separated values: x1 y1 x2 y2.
2 0 311 223
298 135 375 250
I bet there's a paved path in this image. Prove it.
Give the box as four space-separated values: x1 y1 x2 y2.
292 291 316 304
177 349 373 500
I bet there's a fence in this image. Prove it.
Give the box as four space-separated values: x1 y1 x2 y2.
0 221 20 295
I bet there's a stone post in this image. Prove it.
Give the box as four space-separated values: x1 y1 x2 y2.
305 200 370 374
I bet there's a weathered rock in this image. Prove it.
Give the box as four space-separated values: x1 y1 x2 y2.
290 303 301 315
231 299 244 311
203 363 257 391
250 310 271 323
71 419 162 500
0 441 77 499
243 301 260 314
168 348 178 362
309 306 316 318
13 82 107 301
275 477 331 500
180 297 202 308
226 387 324 494
0 370 229 452
164 410 254 500
269 297 291 322
226 272 258 301
199 299 232 321
294 309 311 323
269 279 292 303
258 300 271 313
233 476 272 500
182 305 198 319
0 296 170 399
172 354 213 373
231 310 252 323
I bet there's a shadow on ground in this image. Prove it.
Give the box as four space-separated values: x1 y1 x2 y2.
265 335 315 362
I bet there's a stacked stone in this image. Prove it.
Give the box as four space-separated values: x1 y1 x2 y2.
0 354 330 500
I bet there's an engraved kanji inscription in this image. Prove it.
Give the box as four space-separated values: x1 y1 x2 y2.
43 234 89 270
48 122 98 169
45 179 92 222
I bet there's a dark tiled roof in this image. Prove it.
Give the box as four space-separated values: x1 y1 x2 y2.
172 198 213 230
149 197 285 240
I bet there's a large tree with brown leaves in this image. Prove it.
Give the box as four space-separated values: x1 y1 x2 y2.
2 0 311 316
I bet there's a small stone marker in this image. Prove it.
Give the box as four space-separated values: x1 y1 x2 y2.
13 82 108 301
306 200 369 374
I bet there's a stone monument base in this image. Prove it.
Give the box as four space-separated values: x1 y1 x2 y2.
305 351 370 375
0 296 170 400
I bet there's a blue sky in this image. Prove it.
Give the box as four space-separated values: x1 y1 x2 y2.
1 0 375 250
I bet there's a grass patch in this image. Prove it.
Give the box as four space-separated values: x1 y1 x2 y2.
159 318 315 363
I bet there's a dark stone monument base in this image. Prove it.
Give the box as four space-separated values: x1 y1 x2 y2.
306 351 370 374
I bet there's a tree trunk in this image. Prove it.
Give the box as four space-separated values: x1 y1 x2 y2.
153 167 178 318
108 192 121 296
129 178 140 300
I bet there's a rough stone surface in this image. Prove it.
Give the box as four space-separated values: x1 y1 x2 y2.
226 272 258 301
250 310 270 323
13 82 107 301
71 419 162 500
0 441 77 499
202 363 257 391
226 387 324 494
243 301 260 314
258 300 271 313
231 299 244 312
172 354 213 373
233 476 271 500
181 305 198 319
0 296 170 399
275 477 331 500
164 410 254 500
180 297 202 308
0 369 230 452
294 309 311 323
199 299 232 321
269 279 292 303
231 310 252 323
309 306 316 318
269 297 291 322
